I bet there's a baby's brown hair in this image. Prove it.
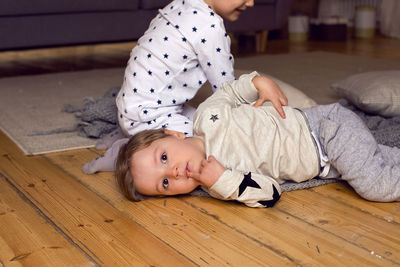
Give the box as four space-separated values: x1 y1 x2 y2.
115 128 169 201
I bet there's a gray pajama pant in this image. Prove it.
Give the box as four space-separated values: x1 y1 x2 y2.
303 103 400 202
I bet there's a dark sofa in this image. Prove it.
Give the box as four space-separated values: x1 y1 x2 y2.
0 0 292 51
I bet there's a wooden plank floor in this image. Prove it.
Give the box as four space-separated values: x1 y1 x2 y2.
1 35 400 266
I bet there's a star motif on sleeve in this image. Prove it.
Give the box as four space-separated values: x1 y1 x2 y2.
257 185 281 207
192 27 197 32
216 47 221 52
238 172 261 197
210 114 219 122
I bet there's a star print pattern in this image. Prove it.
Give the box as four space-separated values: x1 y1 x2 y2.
210 114 219 122
116 0 234 137
238 172 261 197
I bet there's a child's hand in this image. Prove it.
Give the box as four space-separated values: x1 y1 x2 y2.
252 75 288 118
188 155 226 187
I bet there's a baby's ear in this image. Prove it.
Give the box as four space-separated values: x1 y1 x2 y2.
164 129 186 139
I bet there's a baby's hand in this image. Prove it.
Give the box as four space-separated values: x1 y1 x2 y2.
252 75 288 118
188 155 225 187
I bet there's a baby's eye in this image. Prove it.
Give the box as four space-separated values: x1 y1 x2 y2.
161 152 167 163
162 178 169 189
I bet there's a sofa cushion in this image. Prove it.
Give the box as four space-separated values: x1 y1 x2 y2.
140 0 172 10
0 0 140 16
256 0 276 3
139 0 275 10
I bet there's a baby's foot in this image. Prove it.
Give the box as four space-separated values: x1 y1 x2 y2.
95 127 125 150
83 138 129 174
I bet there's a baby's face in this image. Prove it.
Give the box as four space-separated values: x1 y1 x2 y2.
130 133 205 197
205 0 254 21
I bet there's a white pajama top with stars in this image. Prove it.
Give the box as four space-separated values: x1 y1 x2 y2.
193 72 320 208
116 0 235 137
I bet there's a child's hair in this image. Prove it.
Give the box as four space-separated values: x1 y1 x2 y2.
115 128 169 201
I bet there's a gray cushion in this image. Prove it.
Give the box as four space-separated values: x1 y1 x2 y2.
331 71 400 117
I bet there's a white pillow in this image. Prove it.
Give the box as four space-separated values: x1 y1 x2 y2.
189 69 317 108
331 71 400 117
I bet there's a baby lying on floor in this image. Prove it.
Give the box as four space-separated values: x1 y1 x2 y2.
115 72 400 208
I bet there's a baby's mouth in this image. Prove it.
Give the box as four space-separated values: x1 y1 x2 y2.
236 9 245 14
185 163 190 178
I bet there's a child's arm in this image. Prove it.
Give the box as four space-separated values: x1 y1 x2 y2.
197 72 287 119
189 156 282 208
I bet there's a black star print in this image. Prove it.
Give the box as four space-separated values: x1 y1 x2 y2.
192 27 197 32
147 121 152 125
229 56 233 60
149 38 152 42
148 70 152 75
172 99 176 104
165 70 170 75
122 93 125 97
178 11 182 16
210 114 218 122
147 53 151 58
201 38 206 43
166 22 170 26
164 53 169 59
183 68 187 72
257 185 281 207
221 71 226 76
150 88 155 93
183 55 188 59
157 100 162 105
183 83 188 87
182 37 187 42
211 24 215 28
168 113 172 118
198 80 202 85
193 10 197 14
143 110 148 115
164 36 168 41
210 11 214 16
168 85 172 89
133 72 136 77
207 62 212 66
175 25 179 29
216 48 221 52
133 88 137 93
134 56 137 60
130 122 134 126
238 172 261 197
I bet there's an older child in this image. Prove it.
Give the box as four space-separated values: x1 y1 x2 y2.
83 0 287 174
115 72 400 208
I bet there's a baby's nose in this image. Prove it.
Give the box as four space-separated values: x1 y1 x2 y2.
246 0 254 7
168 166 181 179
